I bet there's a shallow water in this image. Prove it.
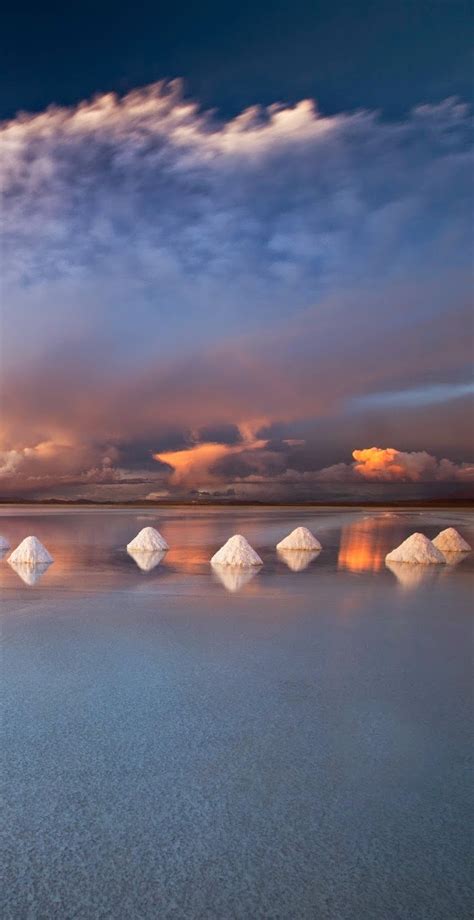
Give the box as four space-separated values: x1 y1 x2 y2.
1 505 473 919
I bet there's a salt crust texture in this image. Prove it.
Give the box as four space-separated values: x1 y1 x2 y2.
9 536 53 566
211 534 263 567
127 527 168 552
385 532 445 564
432 527 471 553
276 527 322 551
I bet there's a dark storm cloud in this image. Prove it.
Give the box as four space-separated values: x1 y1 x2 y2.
195 424 242 446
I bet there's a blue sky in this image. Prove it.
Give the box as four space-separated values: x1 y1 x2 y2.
1 2 473 499
2 0 472 120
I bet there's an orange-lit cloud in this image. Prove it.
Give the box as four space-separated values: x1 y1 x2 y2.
155 441 474 492
155 442 236 485
310 447 473 485
154 426 268 486
351 447 474 483
353 447 402 478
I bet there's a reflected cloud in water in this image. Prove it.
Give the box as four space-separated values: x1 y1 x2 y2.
277 549 320 572
211 564 259 593
127 548 167 572
8 560 52 586
338 516 400 574
385 560 440 591
165 545 210 569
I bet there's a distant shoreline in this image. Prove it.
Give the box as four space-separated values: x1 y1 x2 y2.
1 499 473 509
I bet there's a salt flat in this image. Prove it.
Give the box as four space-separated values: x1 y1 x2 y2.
1 506 473 920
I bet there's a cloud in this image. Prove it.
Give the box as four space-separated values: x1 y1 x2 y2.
1 433 472 499
154 439 265 486
1 82 473 497
352 447 438 482
315 447 474 484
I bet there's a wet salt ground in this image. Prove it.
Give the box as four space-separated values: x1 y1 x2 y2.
1 507 473 919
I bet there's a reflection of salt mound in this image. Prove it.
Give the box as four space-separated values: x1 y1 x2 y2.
440 550 470 568
0 535 10 550
211 564 258 592
385 533 444 564
278 548 320 571
9 536 53 565
210 534 263 567
432 527 471 553
276 526 322 551
9 560 51 586
385 560 438 590
127 527 168 552
127 548 166 572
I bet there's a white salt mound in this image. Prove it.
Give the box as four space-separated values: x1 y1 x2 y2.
0 535 10 550
276 526 322 552
9 536 54 566
127 527 168 553
210 534 263 567
385 532 445 565
432 527 471 553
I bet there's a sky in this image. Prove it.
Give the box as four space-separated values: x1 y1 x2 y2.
1 1 473 501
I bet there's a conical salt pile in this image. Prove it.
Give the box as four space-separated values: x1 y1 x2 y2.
127 548 166 572
210 534 263 567
432 527 471 553
127 527 168 553
278 549 320 572
9 536 54 566
385 533 444 565
276 526 322 552
0 535 10 550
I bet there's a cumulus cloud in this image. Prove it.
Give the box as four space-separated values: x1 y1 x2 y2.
315 447 474 483
155 440 264 486
1 82 473 497
150 441 474 491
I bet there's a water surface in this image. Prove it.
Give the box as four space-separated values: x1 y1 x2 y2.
1 506 473 919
